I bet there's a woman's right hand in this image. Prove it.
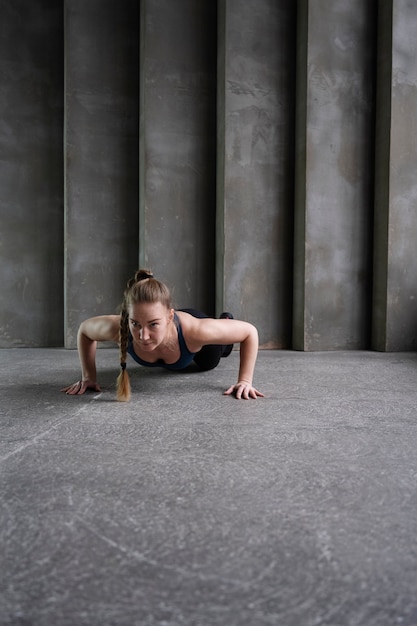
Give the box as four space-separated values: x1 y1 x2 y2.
61 380 102 395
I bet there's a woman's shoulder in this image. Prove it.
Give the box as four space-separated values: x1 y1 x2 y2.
80 314 120 342
174 310 205 351
175 310 200 331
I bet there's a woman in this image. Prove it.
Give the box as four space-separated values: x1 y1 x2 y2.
62 269 264 401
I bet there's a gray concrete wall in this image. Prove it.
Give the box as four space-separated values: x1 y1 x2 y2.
293 0 376 350
0 0 64 347
64 0 139 347
372 0 417 351
3 1 417 351
217 0 296 348
139 0 217 314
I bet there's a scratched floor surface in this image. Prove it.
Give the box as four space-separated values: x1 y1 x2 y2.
1 348 417 626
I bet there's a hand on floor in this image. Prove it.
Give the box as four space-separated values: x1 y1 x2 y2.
224 381 264 400
61 379 102 395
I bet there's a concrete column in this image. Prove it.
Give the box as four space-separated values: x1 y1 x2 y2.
64 0 139 347
217 0 296 347
293 0 376 350
372 1 417 351
0 1 64 347
139 0 217 313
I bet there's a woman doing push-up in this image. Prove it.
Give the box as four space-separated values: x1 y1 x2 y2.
62 269 264 401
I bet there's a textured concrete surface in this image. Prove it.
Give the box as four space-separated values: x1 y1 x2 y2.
65 0 139 347
140 0 217 315
293 0 376 350
1 348 417 626
218 0 296 347
3 1 417 353
373 0 417 351
0 0 64 348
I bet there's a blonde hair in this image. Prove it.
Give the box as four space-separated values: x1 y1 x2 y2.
116 269 172 401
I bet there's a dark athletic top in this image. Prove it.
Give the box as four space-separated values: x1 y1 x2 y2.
127 313 196 371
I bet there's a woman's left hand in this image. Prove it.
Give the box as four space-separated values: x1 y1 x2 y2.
224 381 265 400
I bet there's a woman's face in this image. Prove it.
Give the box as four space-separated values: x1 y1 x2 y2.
128 301 173 351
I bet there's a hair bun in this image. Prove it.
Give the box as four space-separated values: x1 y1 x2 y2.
133 269 154 283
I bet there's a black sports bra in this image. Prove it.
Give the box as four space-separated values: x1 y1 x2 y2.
126 313 196 370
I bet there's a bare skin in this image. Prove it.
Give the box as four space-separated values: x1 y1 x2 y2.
61 302 264 400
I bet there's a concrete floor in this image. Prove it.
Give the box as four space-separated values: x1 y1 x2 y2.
1 348 417 626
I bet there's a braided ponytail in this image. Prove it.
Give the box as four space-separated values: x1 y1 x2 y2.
116 268 172 401
116 309 131 401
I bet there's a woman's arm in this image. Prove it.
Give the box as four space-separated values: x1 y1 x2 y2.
180 314 264 400
224 322 264 399
61 315 120 395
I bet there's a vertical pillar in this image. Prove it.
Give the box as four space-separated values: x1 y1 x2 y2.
372 0 417 350
293 0 376 350
139 0 217 313
217 0 296 347
0 0 63 347
64 0 139 347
